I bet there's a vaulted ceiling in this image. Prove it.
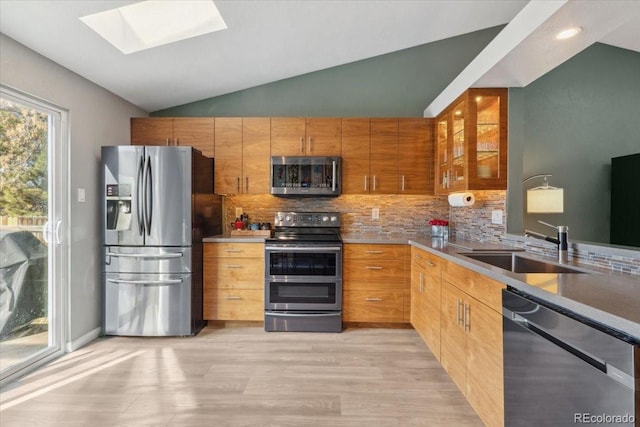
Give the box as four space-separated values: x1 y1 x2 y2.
1 1 638 114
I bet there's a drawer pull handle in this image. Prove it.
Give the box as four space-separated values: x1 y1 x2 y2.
365 266 383 270
365 297 383 302
225 249 243 253
426 261 436 267
365 250 383 254
225 296 242 300
225 265 243 269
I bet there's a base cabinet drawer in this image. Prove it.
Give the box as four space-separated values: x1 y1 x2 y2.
343 290 404 323
203 242 264 321
203 258 264 289
203 289 263 321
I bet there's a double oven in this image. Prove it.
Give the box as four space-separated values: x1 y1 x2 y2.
264 212 342 332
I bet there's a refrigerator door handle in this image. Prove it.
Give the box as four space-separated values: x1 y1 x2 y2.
142 155 151 236
146 155 153 235
136 155 145 235
106 252 183 259
107 278 183 286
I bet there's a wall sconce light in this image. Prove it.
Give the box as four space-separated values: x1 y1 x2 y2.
523 174 564 213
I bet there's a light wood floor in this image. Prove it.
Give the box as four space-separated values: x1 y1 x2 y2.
0 326 483 426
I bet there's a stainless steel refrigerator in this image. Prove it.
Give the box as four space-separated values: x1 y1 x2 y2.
101 146 221 336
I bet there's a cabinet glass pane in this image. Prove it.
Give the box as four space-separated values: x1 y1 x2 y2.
437 119 448 188
452 101 465 184
476 96 500 179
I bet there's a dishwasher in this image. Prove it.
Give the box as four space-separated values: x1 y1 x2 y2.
502 289 638 426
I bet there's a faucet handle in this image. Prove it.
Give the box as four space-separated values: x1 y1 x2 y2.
538 220 558 230
538 220 569 233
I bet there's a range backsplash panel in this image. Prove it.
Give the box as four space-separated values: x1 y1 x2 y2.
222 191 639 275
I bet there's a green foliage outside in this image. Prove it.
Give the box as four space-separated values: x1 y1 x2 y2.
0 99 48 216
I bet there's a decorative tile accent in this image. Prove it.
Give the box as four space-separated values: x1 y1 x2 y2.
224 194 448 236
223 190 640 275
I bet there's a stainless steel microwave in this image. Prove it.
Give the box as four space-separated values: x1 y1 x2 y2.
270 156 341 197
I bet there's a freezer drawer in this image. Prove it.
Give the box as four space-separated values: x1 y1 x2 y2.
104 246 191 274
104 273 191 336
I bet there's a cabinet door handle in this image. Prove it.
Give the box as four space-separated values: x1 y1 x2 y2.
419 272 423 292
225 296 242 300
365 297 383 302
308 136 312 153
464 304 470 331
165 138 170 146
426 261 436 267
401 175 405 192
236 177 241 192
365 250 383 254
365 266 383 270
456 298 463 326
364 175 368 191
300 137 304 153
373 175 377 191
174 138 179 146
245 177 249 192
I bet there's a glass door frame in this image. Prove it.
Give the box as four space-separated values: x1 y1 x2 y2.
0 84 69 386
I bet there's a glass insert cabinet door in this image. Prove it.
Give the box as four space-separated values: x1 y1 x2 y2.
475 95 501 180
0 86 68 385
434 88 508 194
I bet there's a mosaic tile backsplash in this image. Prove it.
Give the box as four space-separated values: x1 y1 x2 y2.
223 191 640 275
224 194 450 236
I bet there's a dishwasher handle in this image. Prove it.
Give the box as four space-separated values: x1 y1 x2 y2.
504 307 635 389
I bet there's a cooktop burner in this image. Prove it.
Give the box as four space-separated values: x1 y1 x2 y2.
268 212 341 243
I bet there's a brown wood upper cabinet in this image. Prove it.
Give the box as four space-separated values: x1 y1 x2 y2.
399 118 432 194
342 118 398 194
270 117 341 156
214 117 270 195
434 88 507 195
342 118 432 194
130 117 215 157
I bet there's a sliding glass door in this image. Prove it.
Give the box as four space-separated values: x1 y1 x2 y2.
0 86 68 385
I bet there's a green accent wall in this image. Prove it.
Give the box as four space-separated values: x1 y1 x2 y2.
507 43 640 246
152 26 503 117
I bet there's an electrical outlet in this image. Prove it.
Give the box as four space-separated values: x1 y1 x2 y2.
235 207 243 217
372 208 380 220
491 210 503 225
77 187 86 203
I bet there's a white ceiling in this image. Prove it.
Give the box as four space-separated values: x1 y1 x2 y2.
1 1 638 114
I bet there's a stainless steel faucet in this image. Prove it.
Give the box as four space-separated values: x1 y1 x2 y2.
524 220 569 263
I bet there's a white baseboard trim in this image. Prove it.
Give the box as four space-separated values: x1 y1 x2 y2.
65 326 101 353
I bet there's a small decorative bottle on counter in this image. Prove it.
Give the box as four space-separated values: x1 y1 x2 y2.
429 219 449 240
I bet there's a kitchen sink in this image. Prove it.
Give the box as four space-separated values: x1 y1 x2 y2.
461 253 589 274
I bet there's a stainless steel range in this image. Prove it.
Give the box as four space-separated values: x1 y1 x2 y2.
264 212 342 332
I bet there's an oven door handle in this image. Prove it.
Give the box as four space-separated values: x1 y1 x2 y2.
266 312 340 318
265 246 342 252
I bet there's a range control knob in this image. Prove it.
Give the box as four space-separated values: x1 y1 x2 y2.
322 216 329 222
285 215 292 222
330 216 338 222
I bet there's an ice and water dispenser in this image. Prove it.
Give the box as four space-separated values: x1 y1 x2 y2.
105 184 132 231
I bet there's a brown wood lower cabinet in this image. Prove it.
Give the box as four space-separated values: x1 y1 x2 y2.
440 258 505 427
410 246 442 360
203 242 264 321
343 243 409 323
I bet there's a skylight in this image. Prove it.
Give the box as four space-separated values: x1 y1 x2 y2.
80 0 227 54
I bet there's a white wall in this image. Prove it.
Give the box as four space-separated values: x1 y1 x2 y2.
0 34 146 346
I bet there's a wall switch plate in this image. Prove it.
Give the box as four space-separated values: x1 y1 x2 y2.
372 208 380 220
235 207 243 217
77 187 86 203
491 210 503 225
